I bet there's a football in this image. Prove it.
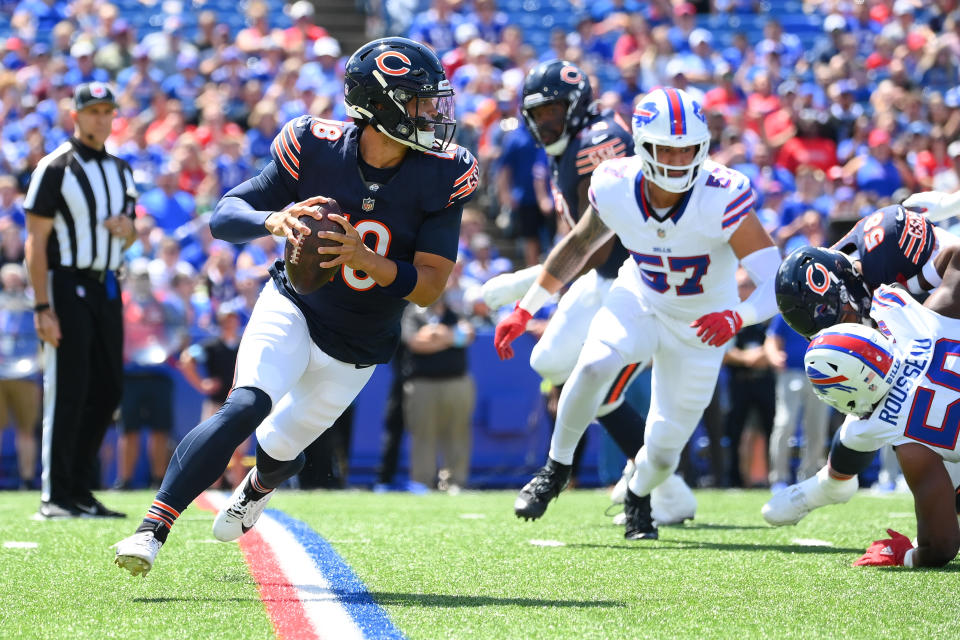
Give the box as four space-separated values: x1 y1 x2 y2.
283 200 345 295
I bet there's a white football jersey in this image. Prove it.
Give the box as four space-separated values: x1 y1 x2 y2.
848 285 960 462
588 156 755 321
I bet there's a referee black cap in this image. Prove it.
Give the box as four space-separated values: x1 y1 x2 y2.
73 82 117 111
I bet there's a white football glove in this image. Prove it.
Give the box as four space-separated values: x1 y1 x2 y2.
480 265 543 309
902 190 960 222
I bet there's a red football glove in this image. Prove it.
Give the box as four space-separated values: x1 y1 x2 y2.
494 305 533 360
690 310 743 347
852 529 914 567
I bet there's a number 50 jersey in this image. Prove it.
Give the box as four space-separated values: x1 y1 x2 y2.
587 156 756 322
842 284 960 463
229 116 478 365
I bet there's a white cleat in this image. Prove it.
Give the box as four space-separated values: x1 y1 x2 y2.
761 467 858 526
114 531 163 577
213 468 274 542
651 474 697 525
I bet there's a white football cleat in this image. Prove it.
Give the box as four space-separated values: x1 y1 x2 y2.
114 531 163 577
761 467 858 526
213 468 274 542
651 474 697 525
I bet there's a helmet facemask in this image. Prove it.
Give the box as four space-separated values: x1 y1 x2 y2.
522 97 572 155
637 139 710 193
347 74 456 152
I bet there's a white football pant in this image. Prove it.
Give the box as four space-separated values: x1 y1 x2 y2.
233 280 376 461
531 268 643 415
546 270 724 496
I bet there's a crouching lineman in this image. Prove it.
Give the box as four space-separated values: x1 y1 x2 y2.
765 266 960 566
495 87 780 540
482 61 695 524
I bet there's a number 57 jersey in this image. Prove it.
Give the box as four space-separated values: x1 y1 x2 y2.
842 285 960 462
588 156 756 323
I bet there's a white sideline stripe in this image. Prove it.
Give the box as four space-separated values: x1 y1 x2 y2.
205 492 366 640
3 541 39 549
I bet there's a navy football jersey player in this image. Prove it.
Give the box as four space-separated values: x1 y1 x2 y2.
114 37 478 576
219 114 477 365
548 107 633 279
831 204 936 290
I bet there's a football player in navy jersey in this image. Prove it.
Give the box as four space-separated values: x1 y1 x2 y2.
114 37 479 577
763 205 960 529
482 61 697 524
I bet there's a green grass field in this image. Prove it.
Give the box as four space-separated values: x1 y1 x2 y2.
1 488 958 640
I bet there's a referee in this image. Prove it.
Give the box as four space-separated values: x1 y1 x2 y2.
24 82 136 518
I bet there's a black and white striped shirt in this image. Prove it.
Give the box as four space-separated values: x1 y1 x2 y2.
23 137 137 272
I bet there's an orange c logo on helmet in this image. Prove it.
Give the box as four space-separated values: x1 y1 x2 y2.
375 51 412 76
560 65 582 85
805 264 831 295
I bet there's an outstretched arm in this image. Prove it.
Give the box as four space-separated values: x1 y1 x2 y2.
493 206 613 360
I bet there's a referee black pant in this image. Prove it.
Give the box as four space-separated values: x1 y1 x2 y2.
41 269 123 505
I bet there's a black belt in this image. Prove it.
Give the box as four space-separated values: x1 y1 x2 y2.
58 266 110 283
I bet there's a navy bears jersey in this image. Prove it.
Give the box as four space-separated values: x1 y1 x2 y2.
550 109 632 279
226 116 478 365
832 205 934 290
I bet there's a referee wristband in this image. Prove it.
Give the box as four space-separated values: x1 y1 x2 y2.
380 260 418 298
33 303 51 313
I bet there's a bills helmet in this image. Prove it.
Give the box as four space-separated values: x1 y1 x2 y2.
775 246 872 339
804 323 899 417
631 87 710 193
344 37 456 152
521 60 594 155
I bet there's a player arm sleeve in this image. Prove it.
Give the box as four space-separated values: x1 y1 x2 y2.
415 203 462 261
733 245 781 326
210 162 295 244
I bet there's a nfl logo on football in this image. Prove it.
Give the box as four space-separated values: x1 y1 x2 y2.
362 197 375 211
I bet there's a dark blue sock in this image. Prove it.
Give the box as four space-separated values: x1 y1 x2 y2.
253 444 306 491
827 429 877 477
597 402 645 459
153 387 272 514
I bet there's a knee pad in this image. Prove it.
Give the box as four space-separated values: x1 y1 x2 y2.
530 342 572 385
574 344 625 391
645 439 682 473
220 387 273 433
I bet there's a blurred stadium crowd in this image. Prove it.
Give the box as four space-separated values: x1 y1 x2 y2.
2 0 960 491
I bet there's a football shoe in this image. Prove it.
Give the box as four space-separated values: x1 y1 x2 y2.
213 468 274 542
761 467 857 526
114 531 163 577
650 474 697 526
514 458 571 521
623 488 658 540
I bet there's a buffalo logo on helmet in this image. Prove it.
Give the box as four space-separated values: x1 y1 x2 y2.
805 263 831 295
375 51 411 76
633 102 660 127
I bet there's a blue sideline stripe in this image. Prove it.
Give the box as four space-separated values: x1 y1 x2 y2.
267 509 406 640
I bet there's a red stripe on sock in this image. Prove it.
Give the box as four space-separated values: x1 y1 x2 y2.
195 494 318 640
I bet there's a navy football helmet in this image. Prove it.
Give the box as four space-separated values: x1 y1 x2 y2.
775 246 872 339
521 60 594 155
344 37 456 152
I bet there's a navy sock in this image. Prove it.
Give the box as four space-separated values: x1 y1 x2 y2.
827 429 877 477
151 387 272 520
597 402 645 459
252 444 306 493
